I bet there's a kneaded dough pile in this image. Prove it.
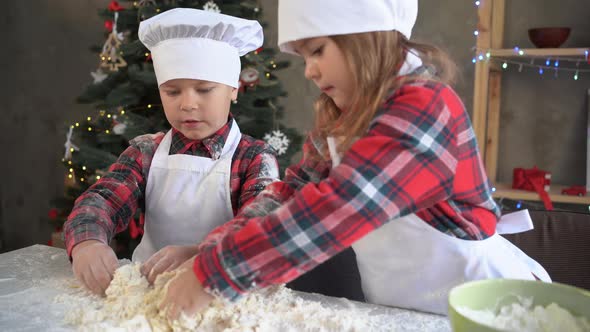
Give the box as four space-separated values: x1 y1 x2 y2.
61 264 384 332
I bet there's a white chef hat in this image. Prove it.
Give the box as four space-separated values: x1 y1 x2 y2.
278 0 418 55
139 8 263 87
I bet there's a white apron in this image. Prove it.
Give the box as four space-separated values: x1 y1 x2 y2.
327 137 550 315
132 121 241 262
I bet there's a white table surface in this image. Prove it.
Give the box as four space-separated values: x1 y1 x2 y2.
0 245 451 331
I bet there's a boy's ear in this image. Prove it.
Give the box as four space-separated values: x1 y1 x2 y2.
231 87 238 101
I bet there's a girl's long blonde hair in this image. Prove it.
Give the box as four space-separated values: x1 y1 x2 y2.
313 30 457 160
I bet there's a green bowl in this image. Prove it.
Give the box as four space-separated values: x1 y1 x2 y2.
448 279 590 332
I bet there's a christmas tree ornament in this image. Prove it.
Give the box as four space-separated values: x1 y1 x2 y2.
108 1 124 12
113 122 127 135
264 130 290 155
110 11 124 39
63 126 79 160
264 101 291 155
104 20 114 32
90 69 108 84
203 1 221 13
47 208 59 220
99 33 128 71
99 12 127 71
239 67 260 90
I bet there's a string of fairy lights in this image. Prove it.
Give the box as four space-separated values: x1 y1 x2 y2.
472 0 590 212
62 104 162 184
471 1 590 80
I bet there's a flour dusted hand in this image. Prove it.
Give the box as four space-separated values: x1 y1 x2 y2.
140 245 200 284
71 240 118 296
159 256 214 320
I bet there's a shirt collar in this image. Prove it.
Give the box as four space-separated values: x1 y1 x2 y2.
169 114 233 159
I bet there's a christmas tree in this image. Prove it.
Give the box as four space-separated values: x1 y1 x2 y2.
48 0 302 256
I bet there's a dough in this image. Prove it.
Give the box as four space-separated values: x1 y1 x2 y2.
61 263 385 331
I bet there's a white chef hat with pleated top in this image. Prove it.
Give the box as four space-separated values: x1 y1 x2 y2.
278 0 418 55
138 8 263 87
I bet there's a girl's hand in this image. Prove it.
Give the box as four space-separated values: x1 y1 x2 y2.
159 257 214 320
140 245 200 284
71 240 119 296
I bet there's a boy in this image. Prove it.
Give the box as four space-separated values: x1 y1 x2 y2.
64 8 279 296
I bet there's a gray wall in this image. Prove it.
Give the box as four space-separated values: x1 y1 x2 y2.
2 0 589 252
1 0 105 251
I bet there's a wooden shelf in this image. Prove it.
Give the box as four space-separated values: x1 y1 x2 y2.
474 1 589 208
492 182 590 205
487 47 590 58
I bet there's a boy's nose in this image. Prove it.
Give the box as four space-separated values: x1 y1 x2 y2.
180 92 199 111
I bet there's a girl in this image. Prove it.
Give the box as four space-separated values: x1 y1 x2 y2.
160 0 550 318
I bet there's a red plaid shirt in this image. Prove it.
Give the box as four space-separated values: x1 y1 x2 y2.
64 116 279 256
193 80 501 300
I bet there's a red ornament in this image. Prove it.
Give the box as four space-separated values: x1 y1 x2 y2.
255 47 263 54
104 20 114 32
108 1 124 12
239 67 260 92
48 208 59 220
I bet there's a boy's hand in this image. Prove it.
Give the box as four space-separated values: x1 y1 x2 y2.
71 240 118 296
159 257 214 320
141 245 200 284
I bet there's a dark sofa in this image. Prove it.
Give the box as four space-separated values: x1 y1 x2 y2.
503 210 590 290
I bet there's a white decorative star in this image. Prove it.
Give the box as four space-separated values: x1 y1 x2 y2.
90 69 108 84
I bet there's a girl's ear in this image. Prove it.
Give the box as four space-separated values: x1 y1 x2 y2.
231 87 238 101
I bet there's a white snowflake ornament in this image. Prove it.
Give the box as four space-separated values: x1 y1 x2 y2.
203 1 221 13
113 123 127 135
264 130 290 155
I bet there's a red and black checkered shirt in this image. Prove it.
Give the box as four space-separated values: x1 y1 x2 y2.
64 116 279 256
192 80 502 301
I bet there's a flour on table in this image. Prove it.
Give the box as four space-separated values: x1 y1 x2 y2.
56 263 393 331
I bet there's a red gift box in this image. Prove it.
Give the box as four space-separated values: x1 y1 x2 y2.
512 166 553 210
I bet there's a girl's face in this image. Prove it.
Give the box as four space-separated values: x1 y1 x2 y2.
292 37 355 110
159 79 237 140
